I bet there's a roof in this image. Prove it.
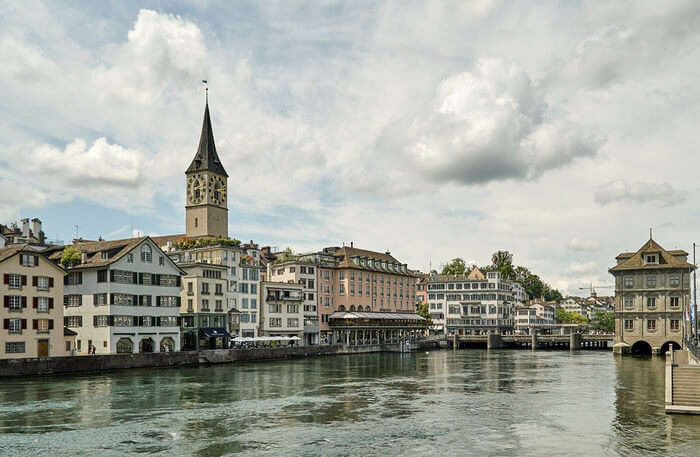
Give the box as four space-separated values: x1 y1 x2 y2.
186 102 228 177
0 245 66 274
0 246 23 263
329 311 426 321
610 238 693 272
331 246 415 276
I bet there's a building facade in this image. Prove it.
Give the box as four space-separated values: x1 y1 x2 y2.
259 282 304 341
53 237 183 354
610 237 692 355
1 247 66 359
268 259 319 345
428 268 516 336
179 262 229 349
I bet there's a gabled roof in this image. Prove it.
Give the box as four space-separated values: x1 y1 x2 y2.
467 267 486 280
0 245 66 275
186 102 228 177
610 238 693 272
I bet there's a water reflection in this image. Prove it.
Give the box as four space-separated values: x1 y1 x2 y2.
1 351 700 456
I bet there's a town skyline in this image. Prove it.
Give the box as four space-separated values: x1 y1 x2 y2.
2 1 699 296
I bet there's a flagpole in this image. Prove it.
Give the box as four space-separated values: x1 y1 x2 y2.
694 242 697 343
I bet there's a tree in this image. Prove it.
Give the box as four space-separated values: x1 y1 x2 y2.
592 311 614 332
543 287 563 302
442 258 467 275
416 302 432 324
556 308 589 324
60 246 81 267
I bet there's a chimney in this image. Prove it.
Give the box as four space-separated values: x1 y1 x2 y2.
21 218 29 237
350 241 353 248
31 218 42 238
81 252 87 264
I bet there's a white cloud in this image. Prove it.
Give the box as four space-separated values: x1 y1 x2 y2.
566 238 601 252
594 180 687 207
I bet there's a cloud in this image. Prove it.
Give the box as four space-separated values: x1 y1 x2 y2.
594 180 687 207
566 238 601 252
567 261 598 275
379 58 603 187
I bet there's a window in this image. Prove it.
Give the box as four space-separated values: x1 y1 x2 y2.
160 316 177 327
250 298 257 309
94 293 108 306
647 297 656 308
647 319 656 331
287 318 299 328
8 296 22 311
65 272 82 285
111 294 135 306
94 316 110 327
202 299 209 310
239 283 249 293
158 296 179 307
113 270 135 284
287 304 299 313
5 342 25 353
8 274 23 289
202 282 210 295
114 316 134 327
269 318 282 328
37 297 49 313
339 271 345 280
250 312 257 322
141 244 152 263
8 319 22 334
670 296 680 307
646 276 656 288
215 300 223 311
623 296 634 308
623 277 634 288
64 295 82 307
308 267 314 274
36 276 49 291
339 284 345 295
624 319 634 330
159 256 164 266
240 313 250 323
127 253 133 263
646 255 657 264
670 275 680 287
671 319 680 331
36 319 49 333
65 316 82 328
97 270 107 282
250 269 259 281
269 303 282 313
251 284 257 294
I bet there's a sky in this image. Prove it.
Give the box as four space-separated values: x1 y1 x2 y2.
2 0 700 296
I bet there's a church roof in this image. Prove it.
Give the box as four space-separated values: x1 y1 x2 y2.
609 238 693 272
186 102 228 177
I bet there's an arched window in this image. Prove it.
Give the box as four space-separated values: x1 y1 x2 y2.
193 179 201 200
160 337 175 352
339 305 346 311
139 338 154 353
141 244 152 263
349 305 356 311
116 338 133 354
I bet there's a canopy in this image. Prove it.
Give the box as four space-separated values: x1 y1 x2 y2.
199 327 230 338
231 336 300 342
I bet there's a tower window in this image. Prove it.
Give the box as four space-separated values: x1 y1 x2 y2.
195 218 198 228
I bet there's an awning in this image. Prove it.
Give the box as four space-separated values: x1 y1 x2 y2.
199 327 230 338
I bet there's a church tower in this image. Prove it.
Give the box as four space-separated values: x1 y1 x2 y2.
185 96 228 238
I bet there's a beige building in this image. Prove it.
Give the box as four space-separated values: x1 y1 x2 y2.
0 246 66 358
179 262 229 349
267 259 319 345
259 282 304 340
610 237 693 355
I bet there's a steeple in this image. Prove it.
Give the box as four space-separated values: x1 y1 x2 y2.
186 98 229 177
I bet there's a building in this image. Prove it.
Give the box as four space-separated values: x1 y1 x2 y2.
154 99 263 339
259 282 304 341
512 282 529 303
560 297 591 319
514 303 556 335
609 236 692 355
51 237 183 354
0 218 56 247
267 258 319 345
185 97 228 239
1 246 66 358
179 262 229 349
428 268 516 336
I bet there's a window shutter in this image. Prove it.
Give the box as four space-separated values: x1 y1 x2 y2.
132 272 138 284
108 315 114 326
49 298 54 309
155 316 160 326
110 270 115 282
3 296 8 308
133 295 138 306
3 274 8 284
152 274 158 285
19 255 23 266
32 276 38 287
110 293 115 305
49 277 54 288
48 319 54 330
64 275 68 285
2 319 8 329
138 295 143 306
78 272 82 284
33 297 38 308
177 316 182 326
34 255 39 266
21 275 27 286
138 273 143 284
32 319 37 330
21 297 27 308
176 276 181 287
21 319 27 329
177 297 181 306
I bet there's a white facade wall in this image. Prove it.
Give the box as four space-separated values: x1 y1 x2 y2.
63 239 181 354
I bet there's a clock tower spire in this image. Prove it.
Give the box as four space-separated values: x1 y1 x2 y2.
185 90 228 238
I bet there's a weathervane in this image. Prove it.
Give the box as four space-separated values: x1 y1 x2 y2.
202 79 208 103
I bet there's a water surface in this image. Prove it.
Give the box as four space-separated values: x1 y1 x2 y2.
1 350 698 456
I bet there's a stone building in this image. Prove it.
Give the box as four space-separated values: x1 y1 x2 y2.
178 262 229 349
610 237 693 355
0 246 66 358
259 282 304 341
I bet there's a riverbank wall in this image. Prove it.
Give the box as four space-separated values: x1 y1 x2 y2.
0 344 409 378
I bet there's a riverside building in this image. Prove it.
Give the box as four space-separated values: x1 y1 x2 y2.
428 268 517 336
50 237 183 354
259 282 304 340
610 236 692 355
0 247 66 358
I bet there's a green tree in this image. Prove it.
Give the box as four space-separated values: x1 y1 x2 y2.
416 302 432 324
60 246 81 267
556 308 589 324
442 258 467 275
592 311 614 332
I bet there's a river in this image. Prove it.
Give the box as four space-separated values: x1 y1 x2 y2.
1 349 699 456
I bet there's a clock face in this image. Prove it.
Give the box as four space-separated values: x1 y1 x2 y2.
187 175 204 204
210 176 226 206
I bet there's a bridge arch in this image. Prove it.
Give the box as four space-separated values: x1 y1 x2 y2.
660 340 682 354
631 340 652 355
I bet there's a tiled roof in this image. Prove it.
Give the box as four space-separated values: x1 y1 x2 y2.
329 311 426 321
0 246 24 263
610 238 693 272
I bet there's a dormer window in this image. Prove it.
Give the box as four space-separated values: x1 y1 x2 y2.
646 255 657 264
141 244 152 263
100 251 109 260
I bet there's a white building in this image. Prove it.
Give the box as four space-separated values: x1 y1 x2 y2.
515 303 556 334
512 282 529 303
428 268 516 335
52 237 183 354
259 281 304 341
268 258 319 345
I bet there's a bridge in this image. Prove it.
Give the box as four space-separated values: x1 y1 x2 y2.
445 333 613 350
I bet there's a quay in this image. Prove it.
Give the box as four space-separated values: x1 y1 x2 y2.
666 341 700 414
447 333 612 350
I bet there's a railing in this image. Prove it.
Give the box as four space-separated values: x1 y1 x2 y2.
685 338 700 361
